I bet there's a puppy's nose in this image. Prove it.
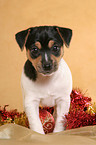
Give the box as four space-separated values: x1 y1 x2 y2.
42 62 52 71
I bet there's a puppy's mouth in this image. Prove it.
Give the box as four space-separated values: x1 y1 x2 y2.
40 71 55 76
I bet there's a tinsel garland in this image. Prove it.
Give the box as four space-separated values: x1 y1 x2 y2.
65 89 96 129
0 105 29 128
0 89 96 133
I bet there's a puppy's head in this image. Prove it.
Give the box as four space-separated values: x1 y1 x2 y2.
15 26 72 76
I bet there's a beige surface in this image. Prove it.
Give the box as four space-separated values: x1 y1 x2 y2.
0 124 96 145
0 0 96 111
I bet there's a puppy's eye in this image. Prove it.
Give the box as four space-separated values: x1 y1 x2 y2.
52 46 60 52
52 45 61 57
30 47 40 58
31 47 38 53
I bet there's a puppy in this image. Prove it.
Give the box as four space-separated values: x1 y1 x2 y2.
15 26 72 134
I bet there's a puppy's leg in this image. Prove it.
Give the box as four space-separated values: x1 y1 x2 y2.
53 96 70 133
24 96 44 134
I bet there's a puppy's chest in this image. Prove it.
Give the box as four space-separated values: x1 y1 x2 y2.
36 78 62 107
36 75 62 96
38 85 59 107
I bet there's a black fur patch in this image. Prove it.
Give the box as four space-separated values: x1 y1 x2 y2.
24 60 37 81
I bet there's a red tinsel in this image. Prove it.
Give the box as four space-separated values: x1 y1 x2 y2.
70 89 91 109
0 105 20 122
65 89 96 129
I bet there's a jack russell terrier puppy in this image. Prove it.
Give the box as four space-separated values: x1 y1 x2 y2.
15 26 72 134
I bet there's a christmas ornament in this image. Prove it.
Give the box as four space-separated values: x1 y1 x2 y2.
39 109 55 134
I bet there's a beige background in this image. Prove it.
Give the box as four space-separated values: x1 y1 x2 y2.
0 0 96 111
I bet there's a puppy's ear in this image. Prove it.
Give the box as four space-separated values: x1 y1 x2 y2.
56 26 72 48
15 28 31 51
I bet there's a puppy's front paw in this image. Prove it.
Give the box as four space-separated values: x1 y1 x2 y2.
29 124 45 134
53 122 65 133
53 127 64 133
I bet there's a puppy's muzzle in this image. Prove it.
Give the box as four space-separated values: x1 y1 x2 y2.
37 59 58 75
42 61 52 71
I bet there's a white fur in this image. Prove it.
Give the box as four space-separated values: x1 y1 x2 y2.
21 58 72 134
45 53 48 62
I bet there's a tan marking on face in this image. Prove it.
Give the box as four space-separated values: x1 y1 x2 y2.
35 41 41 49
48 40 55 48
26 50 41 71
